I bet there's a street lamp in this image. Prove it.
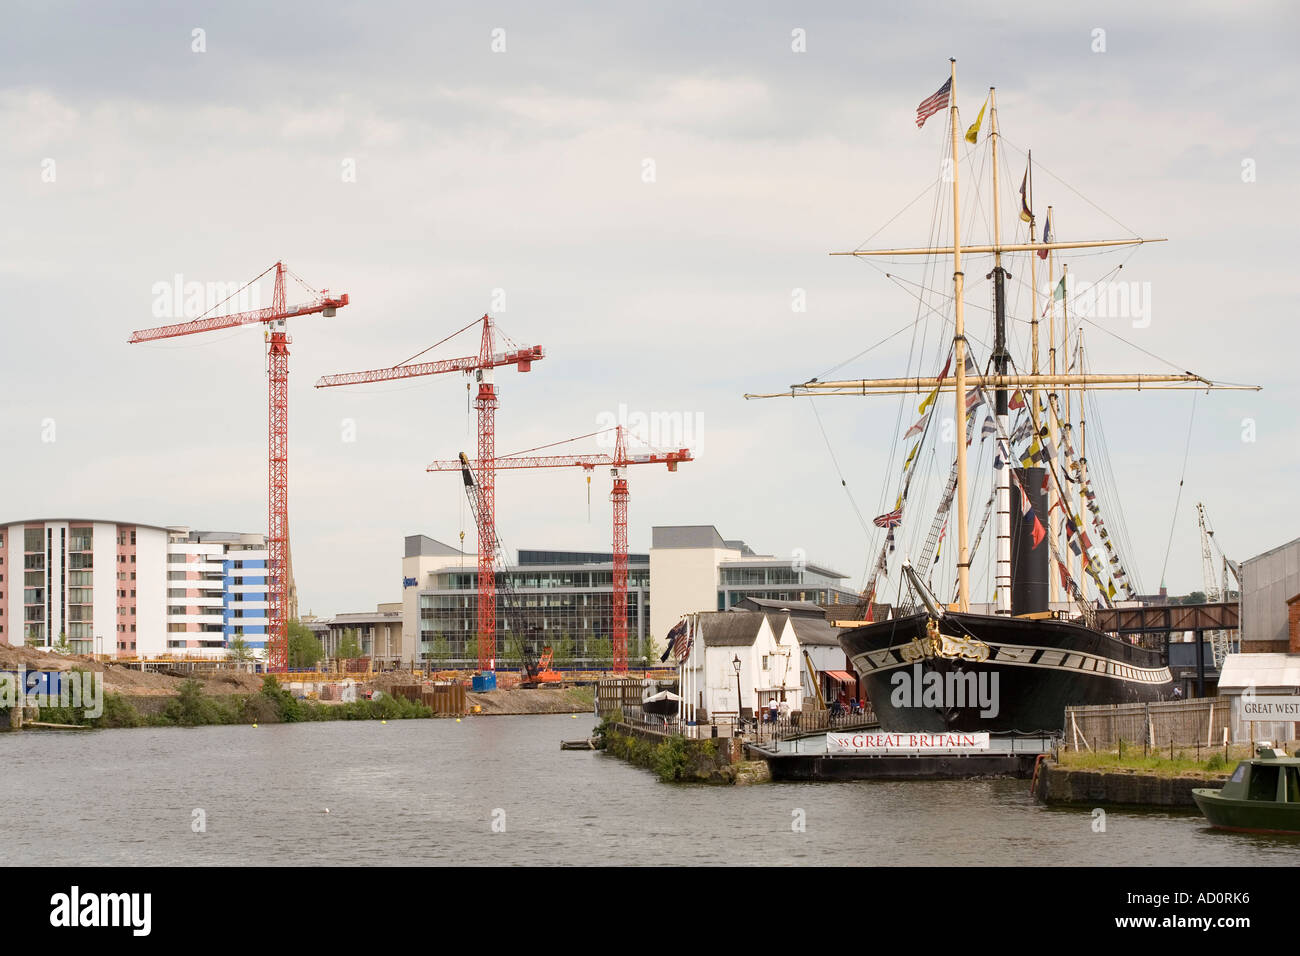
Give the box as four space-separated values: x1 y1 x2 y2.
732 654 743 736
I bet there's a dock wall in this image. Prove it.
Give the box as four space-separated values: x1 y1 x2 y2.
602 721 768 784
1033 759 1226 808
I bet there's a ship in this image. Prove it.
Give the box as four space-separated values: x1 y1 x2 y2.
747 60 1257 737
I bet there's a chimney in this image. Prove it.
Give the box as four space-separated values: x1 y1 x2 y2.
1288 593 1300 654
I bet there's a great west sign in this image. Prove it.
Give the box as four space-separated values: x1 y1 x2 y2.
1235 696 1300 720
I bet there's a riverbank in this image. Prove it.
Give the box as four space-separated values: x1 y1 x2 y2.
1034 751 1236 808
594 718 770 784
4 675 435 730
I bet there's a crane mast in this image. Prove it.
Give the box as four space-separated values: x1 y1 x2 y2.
430 426 692 672
316 315 544 677
1197 502 1235 666
130 262 349 671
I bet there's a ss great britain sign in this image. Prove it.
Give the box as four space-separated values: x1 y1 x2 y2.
827 731 991 754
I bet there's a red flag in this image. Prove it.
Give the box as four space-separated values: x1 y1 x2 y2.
1009 389 1025 410
1031 514 1046 550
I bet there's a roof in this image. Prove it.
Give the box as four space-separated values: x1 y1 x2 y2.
697 611 768 646
1217 653 1300 692
405 535 470 559
1242 536 1300 568
651 526 729 550
739 597 829 617
1 518 177 533
786 614 842 647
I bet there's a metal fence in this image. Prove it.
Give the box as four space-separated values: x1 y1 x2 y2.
1065 697 1231 752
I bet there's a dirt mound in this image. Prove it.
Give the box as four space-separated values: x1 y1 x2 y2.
0 644 264 698
468 687 593 716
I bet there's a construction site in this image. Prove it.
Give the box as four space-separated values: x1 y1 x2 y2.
43 260 698 712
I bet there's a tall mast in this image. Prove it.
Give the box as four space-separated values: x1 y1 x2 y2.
1026 154 1047 603
1045 206 1061 604
1028 152 1039 381
989 87 1011 615
1061 259 1077 589
1078 327 1089 601
948 58 972 612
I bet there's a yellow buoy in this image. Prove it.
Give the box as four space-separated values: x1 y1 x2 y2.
252 723 258 728
455 718 461 723
381 720 387 725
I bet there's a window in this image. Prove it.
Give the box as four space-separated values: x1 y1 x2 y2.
762 655 769 670
1248 765 1279 802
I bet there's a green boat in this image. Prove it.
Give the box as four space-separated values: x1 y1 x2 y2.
1192 746 1300 834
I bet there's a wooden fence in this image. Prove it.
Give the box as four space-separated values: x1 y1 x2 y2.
1065 697 1230 752
596 677 649 720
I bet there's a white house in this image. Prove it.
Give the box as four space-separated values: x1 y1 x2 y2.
738 597 858 707
677 600 861 723
678 609 794 722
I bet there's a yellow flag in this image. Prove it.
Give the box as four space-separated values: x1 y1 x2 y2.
918 386 940 415
1107 580 1117 600
904 443 919 470
965 98 987 144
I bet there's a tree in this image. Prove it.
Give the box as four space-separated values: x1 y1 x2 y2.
642 634 658 665
552 635 574 667
226 635 253 664
54 631 71 655
428 633 450 665
502 633 525 668
336 628 362 660
1183 591 1207 606
590 636 613 668
288 619 323 668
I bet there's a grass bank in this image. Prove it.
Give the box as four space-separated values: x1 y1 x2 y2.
1055 743 1248 779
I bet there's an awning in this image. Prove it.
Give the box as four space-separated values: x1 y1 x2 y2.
823 670 857 685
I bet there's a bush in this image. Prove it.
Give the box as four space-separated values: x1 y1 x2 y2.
164 679 229 726
97 694 143 728
653 735 692 782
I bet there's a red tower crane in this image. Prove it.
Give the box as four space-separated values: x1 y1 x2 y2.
428 425 693 673
314 315 544 674
129 262 349 671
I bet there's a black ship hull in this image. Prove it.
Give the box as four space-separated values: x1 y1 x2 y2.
840 611 1173 735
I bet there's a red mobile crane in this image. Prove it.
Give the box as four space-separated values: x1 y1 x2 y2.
315 315 544 675
130 262 349 672
428 425 693 673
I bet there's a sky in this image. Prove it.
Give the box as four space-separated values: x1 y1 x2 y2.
2 1 1296 618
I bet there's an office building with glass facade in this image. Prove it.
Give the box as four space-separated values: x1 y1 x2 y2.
400 525 858 664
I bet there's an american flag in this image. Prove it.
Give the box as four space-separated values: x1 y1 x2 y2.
675 617 694 663
916 78 951 128
873 508 903 529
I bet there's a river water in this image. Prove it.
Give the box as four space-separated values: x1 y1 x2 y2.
3 715 1297 866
